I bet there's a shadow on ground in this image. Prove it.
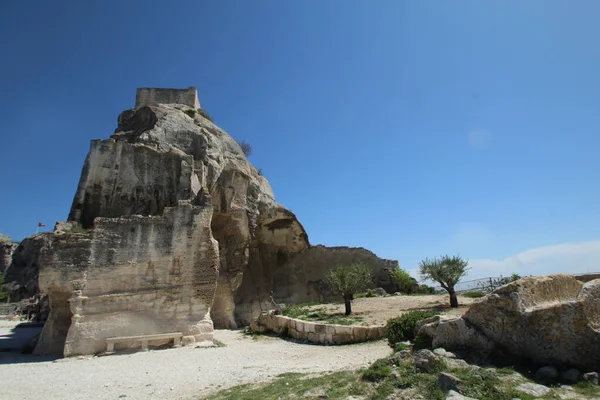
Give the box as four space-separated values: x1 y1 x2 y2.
0 321 57 364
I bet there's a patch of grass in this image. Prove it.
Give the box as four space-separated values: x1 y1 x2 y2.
70 224 91 234
281 302 322 318
212 339 226 347
449 367 538 400
361 359 391 382
573 381 600 397
462 291 487 298
206 370 368 400
240 326 266 341
282 303 366 326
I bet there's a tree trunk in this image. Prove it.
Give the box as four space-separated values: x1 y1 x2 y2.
448 288 459 308
344 295 352 316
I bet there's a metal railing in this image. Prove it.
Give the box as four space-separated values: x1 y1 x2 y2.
432 272 600 294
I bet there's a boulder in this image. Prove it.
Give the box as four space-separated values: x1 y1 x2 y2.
561 369 580 384
437 372 461 391
535 366 559 383
463 275 600 370
413 349 438 372
417 316 494 352
446 390 478 400
423 275 600 371
583 372 599 385
516 383 551 397
4 235 47 301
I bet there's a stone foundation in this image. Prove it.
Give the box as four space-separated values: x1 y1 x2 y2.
250 312 386 345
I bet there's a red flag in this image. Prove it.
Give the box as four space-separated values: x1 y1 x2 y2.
38 222 46 227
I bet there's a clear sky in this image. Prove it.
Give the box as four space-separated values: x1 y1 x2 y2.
1 1 599 281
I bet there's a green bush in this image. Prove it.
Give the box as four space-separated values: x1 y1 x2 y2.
413 333 433 350
386 310 437 348
183 109 197 118
463 291 486 298
390 268 417 294
361 358 391 382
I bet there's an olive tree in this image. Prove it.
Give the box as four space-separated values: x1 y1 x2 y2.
419 255 469 308
326 262 372 315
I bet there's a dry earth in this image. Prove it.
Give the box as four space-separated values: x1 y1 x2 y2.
305 294 476 325
0 295 472 400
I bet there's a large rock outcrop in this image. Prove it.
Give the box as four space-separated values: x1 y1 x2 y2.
419 274 600 370
0 234 18 275
3 235 45 301
14 88 401 355
35 202 218 356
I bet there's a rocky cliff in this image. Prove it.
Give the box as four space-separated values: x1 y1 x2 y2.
8 90 400 355
0 234 18 275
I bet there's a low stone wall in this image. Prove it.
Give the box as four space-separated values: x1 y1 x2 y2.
250 312 386 345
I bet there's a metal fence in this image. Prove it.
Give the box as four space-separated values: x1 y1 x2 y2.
432 272 600 294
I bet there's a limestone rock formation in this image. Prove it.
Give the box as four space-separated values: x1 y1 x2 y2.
271 245 399 305
0 234 18 275
35 204 218 356
3 235 46 301
419 274 600 370
15 87 401 356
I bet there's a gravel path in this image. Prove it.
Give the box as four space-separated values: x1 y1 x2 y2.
0 329 391 400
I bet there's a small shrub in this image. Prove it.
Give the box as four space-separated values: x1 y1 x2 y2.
391 268 417 294
365 289 375 298
462 291 486 298
197 108 213 122
386 310 437 348
183 109 197 118
417 284 437 294
70 224 91 234
361 358 391 382
237 140 252 157
413 333 433 350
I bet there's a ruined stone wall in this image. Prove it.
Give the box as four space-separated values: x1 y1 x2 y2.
271 245 399 305
35 202 219 356
135 87 200 108
250 313 386 345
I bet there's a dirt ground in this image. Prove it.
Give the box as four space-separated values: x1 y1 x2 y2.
303 294 476 325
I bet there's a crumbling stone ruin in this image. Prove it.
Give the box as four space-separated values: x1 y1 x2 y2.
3 87 400 356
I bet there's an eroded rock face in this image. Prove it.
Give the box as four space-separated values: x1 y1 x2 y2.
0 234 18 274
271 245 400 305
30 94 402 354
4 235 46 301
35 202 219 356
421 274 600 370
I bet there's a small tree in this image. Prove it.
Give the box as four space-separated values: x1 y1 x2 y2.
237 140 252 157
419 255 469 308
326 262 372 315
390 267 416 294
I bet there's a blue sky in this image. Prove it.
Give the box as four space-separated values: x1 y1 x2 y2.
1 1 599 281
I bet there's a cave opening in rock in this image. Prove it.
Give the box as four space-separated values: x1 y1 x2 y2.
38 291 74 355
